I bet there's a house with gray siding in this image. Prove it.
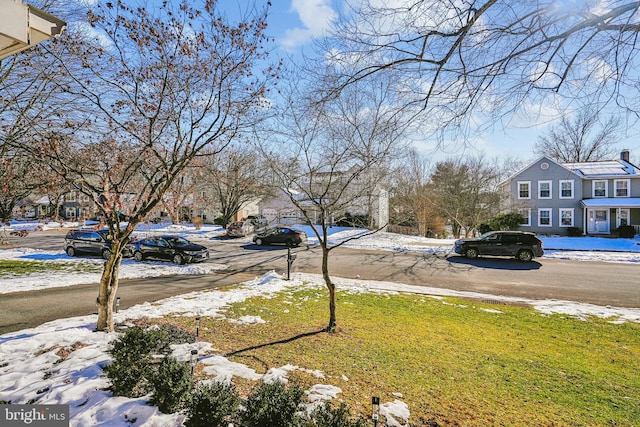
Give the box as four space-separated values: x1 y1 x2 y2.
501 150 640 235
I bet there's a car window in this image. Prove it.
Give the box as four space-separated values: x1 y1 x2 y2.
502 235 518 244
156 239 169 247
166 237 189 246
484 233 500 241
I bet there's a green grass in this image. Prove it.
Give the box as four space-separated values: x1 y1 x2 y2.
0 260 101 276
154 286 640 426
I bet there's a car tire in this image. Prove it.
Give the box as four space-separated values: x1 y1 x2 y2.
102 249 112 260
255 238 263 246
465 248 479 259
66 247 75 257
286 240 295 247
517 249 533 262
134 251 144 262
173 254 185 265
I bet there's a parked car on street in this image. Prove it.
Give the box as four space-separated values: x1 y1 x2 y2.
253 226 307 247
64 228 132 260
130 235 209 264
226 221 254 237
454 231 543 262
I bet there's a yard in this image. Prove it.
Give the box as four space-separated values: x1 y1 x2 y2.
150 282 640 426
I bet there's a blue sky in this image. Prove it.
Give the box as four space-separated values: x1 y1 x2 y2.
265 1 640 164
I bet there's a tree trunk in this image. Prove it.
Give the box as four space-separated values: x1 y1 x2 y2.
321 241 336 332
95 244 123 332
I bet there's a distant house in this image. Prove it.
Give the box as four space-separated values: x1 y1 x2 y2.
500 150 640 235
258 183 389 230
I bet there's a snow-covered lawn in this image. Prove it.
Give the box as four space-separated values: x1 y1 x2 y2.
1 220 640 426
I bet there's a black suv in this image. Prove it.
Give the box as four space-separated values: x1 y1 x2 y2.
454 231 544 262
64 229 131 260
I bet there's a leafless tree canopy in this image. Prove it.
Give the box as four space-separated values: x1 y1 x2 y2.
9 0 277 332
198 144 270 227
322 1 640 138
533 110 622 162
429 156 502 238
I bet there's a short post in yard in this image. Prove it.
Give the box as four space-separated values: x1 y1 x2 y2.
190 349 198 375
287 247 297 281
371 396 380 427
195 316 200 341
115 297 121 313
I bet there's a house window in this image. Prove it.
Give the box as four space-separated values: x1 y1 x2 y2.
520 209 531 227
538 208 552 227
593 180 607 197
614 179 630 197
518 181 530 199
538 180 552 199
560 180 574 199
559 208 574 227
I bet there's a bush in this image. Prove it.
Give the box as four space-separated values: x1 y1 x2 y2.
240 381 305 427
477 223 492 234
336 213 369 228
618 225 635 238
567 227 582 237
149 357 192 413
103 325 194 398
487 213 525 231
307 401 368 427
184 382 240 427
103 327 169 397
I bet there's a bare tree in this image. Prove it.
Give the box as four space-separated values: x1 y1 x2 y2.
257 73 407 331
429 156 501 238
319 1 640 140
389 150 445 237
17 1 277 331
533 110 622 162
198 144 269 228
1 32 68 224
159 169 204 225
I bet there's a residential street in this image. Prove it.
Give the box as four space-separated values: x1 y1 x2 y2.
1 229 639 334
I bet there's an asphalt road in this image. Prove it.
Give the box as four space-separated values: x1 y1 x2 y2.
1 228 639 334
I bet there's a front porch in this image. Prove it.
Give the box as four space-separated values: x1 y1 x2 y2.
581 198 640 236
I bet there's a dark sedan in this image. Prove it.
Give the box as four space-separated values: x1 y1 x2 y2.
253 226 307 247
130 235 209 264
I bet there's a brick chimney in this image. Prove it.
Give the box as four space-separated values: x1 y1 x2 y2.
620 149 630 162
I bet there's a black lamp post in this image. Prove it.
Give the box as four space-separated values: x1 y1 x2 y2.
371 396 380 427
195 316 200 341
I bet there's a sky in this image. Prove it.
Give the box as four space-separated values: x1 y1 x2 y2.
1 220 640 426
264 0 640 165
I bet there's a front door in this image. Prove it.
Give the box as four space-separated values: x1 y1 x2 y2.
587 209 609 234
617 208 630 227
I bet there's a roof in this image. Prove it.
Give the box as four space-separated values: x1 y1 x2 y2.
563 160 640 178
580 198 640 208
499 156 582 186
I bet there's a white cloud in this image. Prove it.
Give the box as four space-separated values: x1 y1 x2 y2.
281 0 336 49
